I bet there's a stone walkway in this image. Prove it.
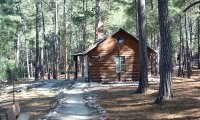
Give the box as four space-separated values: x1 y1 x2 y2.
46 77 99 120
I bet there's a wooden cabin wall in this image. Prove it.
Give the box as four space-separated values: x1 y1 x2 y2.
88 32 143 82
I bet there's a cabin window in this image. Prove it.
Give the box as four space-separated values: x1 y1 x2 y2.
115 56 125 73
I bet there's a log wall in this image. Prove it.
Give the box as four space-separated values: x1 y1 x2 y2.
87 31 153 82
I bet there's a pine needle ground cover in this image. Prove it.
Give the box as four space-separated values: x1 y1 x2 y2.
93 69 200 120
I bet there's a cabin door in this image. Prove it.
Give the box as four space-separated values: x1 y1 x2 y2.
84 55 89 78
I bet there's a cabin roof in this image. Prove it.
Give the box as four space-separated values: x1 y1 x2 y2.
72 28 156 56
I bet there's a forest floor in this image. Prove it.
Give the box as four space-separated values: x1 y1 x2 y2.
0 68 200 120
92 68 200 120
0 77 105 120
0 80 59 120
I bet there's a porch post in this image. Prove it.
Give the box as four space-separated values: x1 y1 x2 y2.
74 55 78 80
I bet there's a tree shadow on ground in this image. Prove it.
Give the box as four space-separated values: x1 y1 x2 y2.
92 82 200 120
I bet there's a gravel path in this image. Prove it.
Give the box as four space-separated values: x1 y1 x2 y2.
44 78 99 120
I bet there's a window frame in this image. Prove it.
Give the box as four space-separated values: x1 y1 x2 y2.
115 56 125 73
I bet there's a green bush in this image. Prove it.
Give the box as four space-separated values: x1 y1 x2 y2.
15 66 28 78
0 58 16 83
0 57 28 83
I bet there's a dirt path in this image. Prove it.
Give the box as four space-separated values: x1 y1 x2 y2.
0 80 61 120
45 78 99 120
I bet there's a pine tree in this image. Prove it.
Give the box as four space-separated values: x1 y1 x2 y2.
35 0 40 81
136 0 149 93
154 0 173 105
178 16 184 77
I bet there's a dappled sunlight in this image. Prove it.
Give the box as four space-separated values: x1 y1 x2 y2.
92 68 200 119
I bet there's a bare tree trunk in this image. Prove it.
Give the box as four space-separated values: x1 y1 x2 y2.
134 0 138 37
185 13 191 78
26 40 30 79
57 2 60 79
57 31 60 79
198 11 200 69
40 0 45 79
30 49 33 78
35 0 40 81
46 48 50 80
63 0 68 80
178 16 184 77
24 22 30 79
53 0 59 80
152 33 156 75
53 30 57 79
16 32 20 68
68 7 73 80
82 0 87 51
154 33 159 76
155 0 173 105
188 19 193 76
136 0 148 93
95 0 100 42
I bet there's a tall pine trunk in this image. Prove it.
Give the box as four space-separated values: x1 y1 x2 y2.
155 0 173 105
178 16 184 77
39 0 45 79
154 33 160 76
53 3 57 79
134 0 138 37
95 0 100 41
184 13 191 78
35 0 39 81
23 23 30 79
26 39 30 79
53 0 59 79
30 48 33 78
68 6 73 79
188 19 193 76
82 0 87 51
136 0 148 93
16 32 20 68
63 0 68 80
198 12 200 69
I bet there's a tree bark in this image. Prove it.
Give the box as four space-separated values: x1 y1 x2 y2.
154 0 173 105
26 39 30 79
82 0 87 51
95 0 100 42
68 8 73 80
63 0 68 80
155 33 160 76
184 13 191 78
16 32 20 68
24 23 30 79
30 49 33 78
178 16 184 77
53 0 58 79
136 0 149 93
40 0 45 79
188 19 193 76
198 10 200 69
53 31 57 79
134 0 139 38
35 0 40 81
57 2 60 79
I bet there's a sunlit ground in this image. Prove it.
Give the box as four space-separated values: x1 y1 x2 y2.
93 68 200 120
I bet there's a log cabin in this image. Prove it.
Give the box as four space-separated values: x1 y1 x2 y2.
72 28 156 82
